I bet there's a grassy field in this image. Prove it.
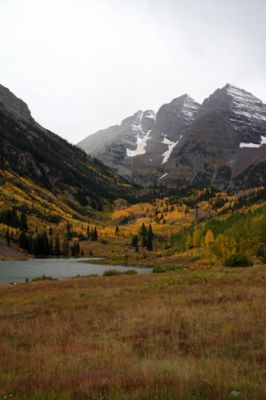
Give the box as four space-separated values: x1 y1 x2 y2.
0 265 266 400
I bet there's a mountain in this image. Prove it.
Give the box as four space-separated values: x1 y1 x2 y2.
79 84 266 189
0 84 132 216
163 84 266 188
78 94 200 185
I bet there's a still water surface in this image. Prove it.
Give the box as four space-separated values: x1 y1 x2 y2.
0 258 151 284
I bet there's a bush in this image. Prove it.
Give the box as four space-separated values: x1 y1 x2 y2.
224 255 253 267
103 269 122 276
103 269 138 276
124 269 138 275
152 264 183 273
32 275 58 281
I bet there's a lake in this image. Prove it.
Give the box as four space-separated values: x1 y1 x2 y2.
0 258 151 284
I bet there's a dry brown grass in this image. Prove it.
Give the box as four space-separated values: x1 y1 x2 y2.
0 266 266 399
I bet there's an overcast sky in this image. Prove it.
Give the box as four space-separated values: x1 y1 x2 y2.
0 0 265 143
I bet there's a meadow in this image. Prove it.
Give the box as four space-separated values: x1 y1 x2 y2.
0 264 266 400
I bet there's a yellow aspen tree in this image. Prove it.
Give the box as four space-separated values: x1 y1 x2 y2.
204 229 215 248
185 234 193 250
192 229 201 248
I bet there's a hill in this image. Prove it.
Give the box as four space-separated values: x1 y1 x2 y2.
0 84 133 215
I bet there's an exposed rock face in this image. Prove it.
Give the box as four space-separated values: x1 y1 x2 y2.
0 84 32 122
78 95 201 184
80 83 266 189
164 84 266 189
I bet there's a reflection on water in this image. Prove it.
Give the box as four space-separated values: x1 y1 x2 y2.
0 258 150 284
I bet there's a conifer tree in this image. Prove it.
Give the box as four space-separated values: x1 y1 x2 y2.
63 236 69 257
54 236 61 256
141 223 147 247
19 210 28 231
131 235 139 252
5 229 10 246
147 224 154 251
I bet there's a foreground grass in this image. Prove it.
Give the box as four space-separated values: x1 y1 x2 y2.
0 266 266 399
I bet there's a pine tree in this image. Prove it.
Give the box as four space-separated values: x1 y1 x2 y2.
5 229 10 246
141 223 147 247
63 236 69 257
115 225 119 236
66 221 72 240
131 235 139 252
147 224 154 251
19 231 28 251
71 241 80 257
54 236 61 256
49 238 53 255
19 210 28 231
91 227 98 241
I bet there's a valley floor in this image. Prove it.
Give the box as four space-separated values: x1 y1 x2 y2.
0 265 266 400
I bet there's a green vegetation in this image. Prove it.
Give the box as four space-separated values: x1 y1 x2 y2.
224 254 254 267
103 269 138 276
171 202 266 263
152 264 183 273
31 275 58 281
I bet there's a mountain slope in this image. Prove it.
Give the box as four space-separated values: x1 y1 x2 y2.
0 84 132 214
164 84 266 188
78 95 200 184
78 83 266 189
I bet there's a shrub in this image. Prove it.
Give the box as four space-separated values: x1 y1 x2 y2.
152 264 183 273
103 269 138 276
32 275 58 281
103 269 122 276
124 269 138 275
224 255 253 267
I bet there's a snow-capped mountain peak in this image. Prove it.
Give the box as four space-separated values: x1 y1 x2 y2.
224 83 266 122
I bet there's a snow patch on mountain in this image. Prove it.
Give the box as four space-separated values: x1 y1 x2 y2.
239 135 266 149
226 84 266 122
145 110 156 121
131 111 144 131
182 96 201 119
161 134 183 164
126 130 152 157
159 172 168 180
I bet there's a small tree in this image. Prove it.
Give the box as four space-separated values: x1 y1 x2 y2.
5 229 10 246
147 224 154 251
115 225 119 236
141 223 147 247
19 210 28 231
185 234 193 250
54 236 61 256
131 235 139 252
87 224 90 239
63 236 69 257
204 229 215 248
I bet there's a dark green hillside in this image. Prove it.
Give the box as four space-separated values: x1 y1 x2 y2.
0 86 133 211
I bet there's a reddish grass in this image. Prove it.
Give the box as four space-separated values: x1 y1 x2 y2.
0 265 266 399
